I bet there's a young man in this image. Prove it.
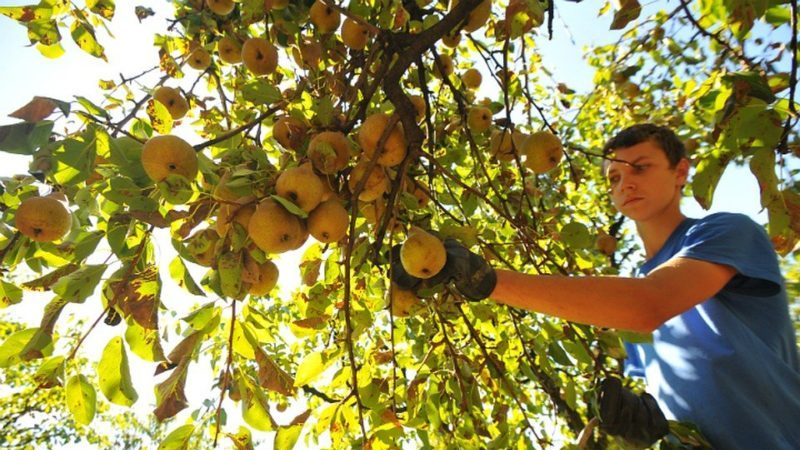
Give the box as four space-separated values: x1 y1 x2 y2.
392 124 800 448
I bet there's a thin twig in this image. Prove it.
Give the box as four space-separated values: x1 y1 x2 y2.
212 299 236 447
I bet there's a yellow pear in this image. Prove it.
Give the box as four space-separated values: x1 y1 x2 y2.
341 18 370 50
400 226 446 279
358 113 407 167
212 170 239 202
293 39 323 69
441 30 461 48
388 283 423 317
275 162 325 212
489 128 526 162
308 131 352 174
290 218 310 250
309 0 340 34
348 161 389 202
308 198 349 243
272 116 308 151
248 198 304 254
451 0 491 33
461 68 482 89
596 231 618 256
241 38 278 76
522 131 564 174
467 106 493 133
248 259 279 296
141 135 198 182
187 47 212 70
505 0 544 38
409 95 426 122
15 195 71 242
216 197 256 237
217 36 242 64
206 0 234 15
153 86 189 120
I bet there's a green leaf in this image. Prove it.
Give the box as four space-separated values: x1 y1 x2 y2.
65 374 97 425
146 98 173 135
0 328 52 367
27 19 61 46
274 424 303 450
271 194 309 218
750 147 791 238
75 95 110 119
239 371 276 431
242 79 282 105
36 41 65 58
85 0 114 19
692 151 732 210
0 121 54 155
228 426 254 450
158 174 194 205
125 319 166 362
0 4 53 22
169 257 205 296
294 348 338 387
113 264 161 330
34 355 65 388
314 97 334 127
97 336 138 406
70 20 106 60
52 264 107 303
217 250 244 299
0 280 23 308
158 424 195 450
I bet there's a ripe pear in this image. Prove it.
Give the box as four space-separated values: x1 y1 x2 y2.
309 0 340 34
187 47 212 70
248 259 279 296
153 86 189 120
141 135 198 182
212 170 239 202
242 38 278 76
206 0 234 15
348 161 389 202
409 95 426 122
388 283 423 317
467 106 493 134
216 198 256 237
453 0 491 33
522 131 563 174
293 39 323 69
248 198 304 254
217 36 242 64
441 30 461 48
596 231 618 256
358 113 407 167
308 131 352 174
489 128 526 162
433 53 454 79
505 0 544 38
400 227 446 279
290 218 310 250
15 195 71 242
308 198 349 243
462 68 482 89
273 116 307 151
341 18 370 50
275 162 325 212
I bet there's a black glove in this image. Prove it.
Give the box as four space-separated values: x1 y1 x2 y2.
598 377 669 448
389 239 497 301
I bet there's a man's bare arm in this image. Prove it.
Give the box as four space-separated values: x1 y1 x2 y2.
489 257 737 333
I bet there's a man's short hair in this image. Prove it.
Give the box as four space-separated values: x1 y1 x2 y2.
602 124 686 167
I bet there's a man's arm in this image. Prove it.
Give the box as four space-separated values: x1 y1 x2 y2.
490 257 737 333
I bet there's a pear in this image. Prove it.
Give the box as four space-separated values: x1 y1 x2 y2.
309 0 341 33
467 106 493 134
358 112 407 167
217 36 242 64
308 198 349 243
248 259 279 296
308 131 352 174
348 161 389 202
141 135 198 182
452 0 491 32
387 283 424 317
241 38 278 76
216 197 256 237
248 198 303 254
596 231 618 256
275 162 325 212
341 18 370 50
400 226 446 279
522 131 563 174
15 195 72 242
153 86 189 120
409 95 426 122
462 68 482 89
187 47 211 70
273 116 307 151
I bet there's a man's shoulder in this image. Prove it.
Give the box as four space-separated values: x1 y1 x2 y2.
685 212 763 238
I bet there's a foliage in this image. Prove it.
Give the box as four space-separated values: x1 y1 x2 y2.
0 0 797 448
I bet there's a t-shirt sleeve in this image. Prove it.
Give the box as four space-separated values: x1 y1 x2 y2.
675 213 783 296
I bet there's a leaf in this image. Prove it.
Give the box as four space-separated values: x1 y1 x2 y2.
52 264 107 303
165 331 203 365
85 0 114 20
242 79 282 105
0 328 52 367
40 296 68 335
0 4 53 22
65 374 97 425
0 280 23 308
34 355 65 388
227 426 254 450
146 99 173 135
724 72 776 104
750 148 791 239
10 96 70 122
135 6 155 22
0 121 54 155
97 336 138 406
271 194 309 218
610 0 641 30
113 264 161 330
169 257 205 296
559 222 592 249
51 138 95 186
125 320 166 362
158 424 195 450
70 20 107 60
153 357 190 421
181 303 220 332
692 151 732 210
255 347 295 396
27 19 61 46
217 250 244 299
239 370 276 431
22 263 80 291
294 348 338 387
274 424 303 450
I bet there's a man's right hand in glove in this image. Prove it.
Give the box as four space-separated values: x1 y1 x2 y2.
598 377 669 448
389 239 497 301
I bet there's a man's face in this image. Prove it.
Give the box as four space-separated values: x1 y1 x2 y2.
604 140 689 222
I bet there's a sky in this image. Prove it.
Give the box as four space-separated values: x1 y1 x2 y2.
0 0 778 448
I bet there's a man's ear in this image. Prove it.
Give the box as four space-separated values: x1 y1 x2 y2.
675 158 690 186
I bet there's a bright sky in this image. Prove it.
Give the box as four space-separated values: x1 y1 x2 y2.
0 1 776 447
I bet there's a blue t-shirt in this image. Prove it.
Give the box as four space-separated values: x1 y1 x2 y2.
624 213 800 449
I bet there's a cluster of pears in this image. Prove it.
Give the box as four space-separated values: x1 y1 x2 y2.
13 192 72 243
487 126 565 174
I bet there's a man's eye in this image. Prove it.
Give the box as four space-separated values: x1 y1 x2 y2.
632 164 649 173
608 175 620 185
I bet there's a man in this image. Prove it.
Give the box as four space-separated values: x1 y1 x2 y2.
392 124 800 448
